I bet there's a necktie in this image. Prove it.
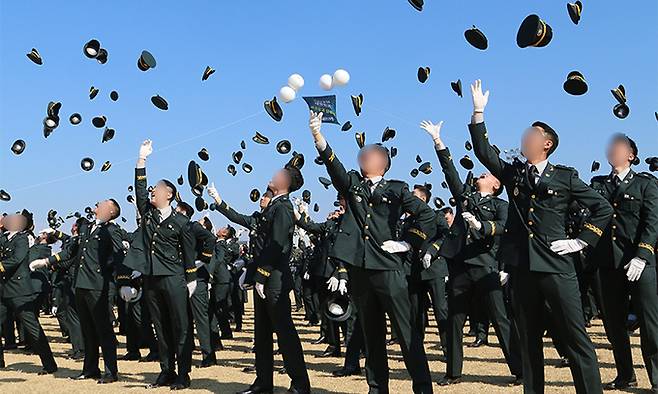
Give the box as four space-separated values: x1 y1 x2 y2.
613 175 621 188
529 165 539 187
153 210 161 224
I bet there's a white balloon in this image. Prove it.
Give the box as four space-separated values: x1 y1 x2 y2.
319 74 333 90
279 86 296 103
332 69 350 86
288 73 305 91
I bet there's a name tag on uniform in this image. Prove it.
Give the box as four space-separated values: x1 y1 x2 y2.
547 189 555 195
381 196 390 204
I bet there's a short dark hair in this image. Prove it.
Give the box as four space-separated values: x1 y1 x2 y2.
108 198 121 220
160 179 177 203
413 184 431 201
284 166 304 192
201 217 213 232
440 207 454 215
226 225 236 238
177 202 194 218
532 121 559 156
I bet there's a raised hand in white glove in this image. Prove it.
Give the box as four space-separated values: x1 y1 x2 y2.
419 120 444 146
327 277 340 292
462 212 482 231
381 240 411 254
122 241 131 250
186 281 197 298
120 286 137 302
470 79 490 113
207 182 221 204
422 253 433 270
255 282 266 299
338 279 348 295
51 306 58 315
139 139 153 159
130 270 142 279
29 258 49 271
550 239 588 255
499 271 509 286
303 272 310 280
309 111 323 136
624 257 646 282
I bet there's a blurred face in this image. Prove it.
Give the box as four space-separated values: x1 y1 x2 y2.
216 226 229 239
412 188 428 203
606 138 634 168
521 126 553 161
443 210 455 227
475 173 501 194
3 214 26 232
358 147 388 178
150 180 173 207
71 223 79 235
268 169 291 195
94 200 118 222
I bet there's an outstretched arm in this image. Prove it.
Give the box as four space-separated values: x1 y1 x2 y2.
135 140 154 216
310 111 352 195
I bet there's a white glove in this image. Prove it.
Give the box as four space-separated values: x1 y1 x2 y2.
499 271 509 286
194 261 204 269
444 276 449 283
303 272 310 280
419 120 444 141
187 281 197 298
309 111 323 136
255 282 266 299
51 306 58 315
462 212 482 231
39 228 55 235
130 270 142 279
338 279 347 295
207 182 221 204
470 79 490 113
550 239 588 255
327 277 339 292
120 286 137 302
238 269 248 290
122 241 130 250
624 257 646 282
139 139 153 159
422 253 432 270
29 258 49 271
381 240 411 254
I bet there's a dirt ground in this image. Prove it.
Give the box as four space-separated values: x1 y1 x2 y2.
0 295 650 393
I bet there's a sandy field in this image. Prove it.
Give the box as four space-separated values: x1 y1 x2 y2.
0 295 649 393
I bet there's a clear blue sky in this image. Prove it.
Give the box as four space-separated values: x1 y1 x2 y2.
1 0 657 231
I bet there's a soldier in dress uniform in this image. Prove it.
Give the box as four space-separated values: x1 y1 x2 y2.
589 134 658 392
209 225 236 350
117 140 197 390
175 203 217 368
207 165 311 394
309 111 436 394
30 199 124 383
0 210 57 375
467 79 612 394
419 119 522 385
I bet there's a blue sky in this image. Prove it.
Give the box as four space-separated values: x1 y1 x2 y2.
1 1 657 232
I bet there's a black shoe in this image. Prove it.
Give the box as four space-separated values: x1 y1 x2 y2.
170 374 190 390
98 373 118 384
242 366 256 373
311 336 325 345
220 333 234 339
332 367 361 377
467 338 488 348
147 372 177 388
119 352 141 361
140 352 160 362
4 343 17 350
198 357 217 368
306 321 319 327
38 366 58 375
71 372 101 380
287 385 310 394
69 350 85 360
236 386 273 394
556 357 569 368
509 376 523 386
604 378 637 390
318 345 341 358
0 359 5 369
437 376 462 386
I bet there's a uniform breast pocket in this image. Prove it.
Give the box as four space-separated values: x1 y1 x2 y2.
541 188 567 209
619 196 641 212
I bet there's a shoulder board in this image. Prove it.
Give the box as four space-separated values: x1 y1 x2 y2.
553 164 576 172
591 175 608 182
386 179 407 187
636 172 657 180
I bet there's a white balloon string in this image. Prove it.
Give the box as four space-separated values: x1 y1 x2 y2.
10 110 265 192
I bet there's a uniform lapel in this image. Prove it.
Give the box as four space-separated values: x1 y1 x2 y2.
371 179 387 203
536 162 557 194
612 169 635 201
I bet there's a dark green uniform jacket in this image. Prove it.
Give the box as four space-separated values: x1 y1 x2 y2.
217 194 296 288
0 231 36 298
187 221 216 282
124 168 197 283
318 144 436 270
29 243 52 294
436 147 508 270
209 239 231 285
403 210 450 281
296 213 343 279
469 122 613 273
589 170 658 268
48 221 125 291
